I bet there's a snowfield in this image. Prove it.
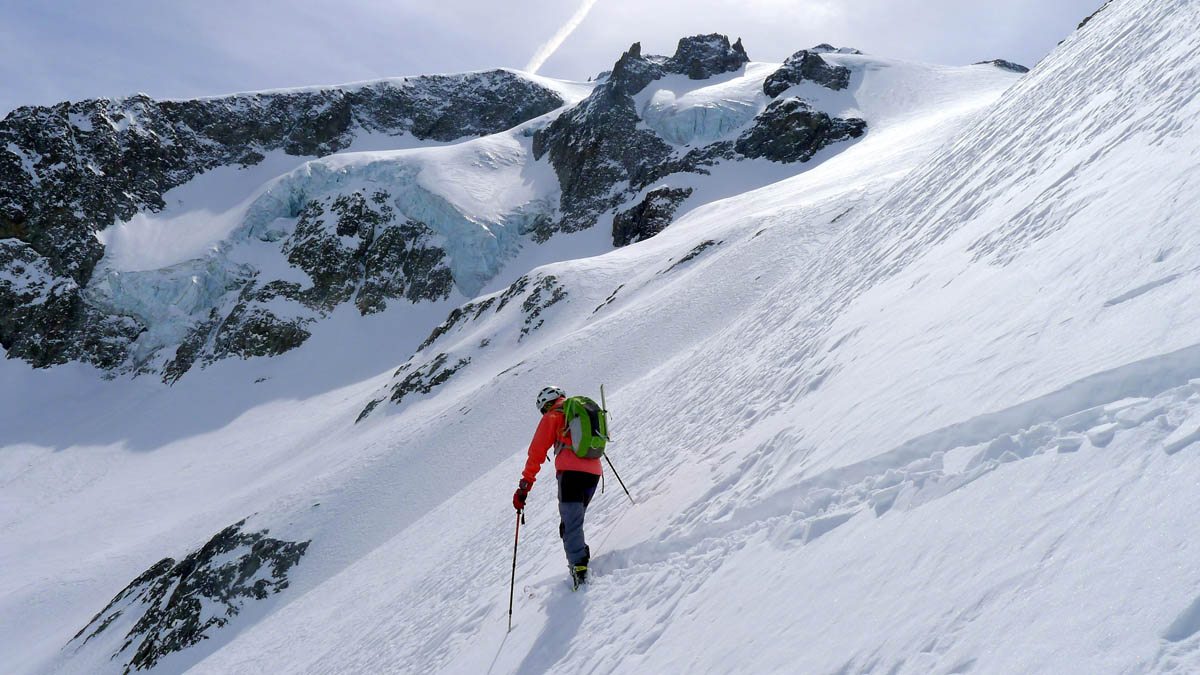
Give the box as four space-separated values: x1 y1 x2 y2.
4 0 1200 673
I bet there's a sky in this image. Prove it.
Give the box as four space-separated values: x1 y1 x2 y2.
0 0 1105 116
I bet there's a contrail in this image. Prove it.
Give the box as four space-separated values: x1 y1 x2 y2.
524 0 601 74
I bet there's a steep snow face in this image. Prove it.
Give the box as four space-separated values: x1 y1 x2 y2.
794 0 1200 470
0 44 1024 674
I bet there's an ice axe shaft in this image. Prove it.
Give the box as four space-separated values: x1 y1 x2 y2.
507 509 523 632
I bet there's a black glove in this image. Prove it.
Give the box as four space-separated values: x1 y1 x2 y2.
513 479 531 511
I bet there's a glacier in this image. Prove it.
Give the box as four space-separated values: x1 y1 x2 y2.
635 66 777 146
237 132 560 298
83 115 570 371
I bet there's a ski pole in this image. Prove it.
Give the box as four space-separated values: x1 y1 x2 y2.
508 509 523 633
598 385 633 504
595 386 633 502
605 455 635 505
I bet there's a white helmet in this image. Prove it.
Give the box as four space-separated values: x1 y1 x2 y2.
536 386 565 413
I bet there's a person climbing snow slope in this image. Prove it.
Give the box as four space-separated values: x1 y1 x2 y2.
513 386 603 589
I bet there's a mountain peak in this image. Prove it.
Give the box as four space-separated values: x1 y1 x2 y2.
606 33 750 94
665 33 750 79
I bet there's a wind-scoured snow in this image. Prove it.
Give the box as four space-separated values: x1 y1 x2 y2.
4 1 1200 673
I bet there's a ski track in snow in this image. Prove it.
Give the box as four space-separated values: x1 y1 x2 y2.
225 342 1200 675
492 363 1200 674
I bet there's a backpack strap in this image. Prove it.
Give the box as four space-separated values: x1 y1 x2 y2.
551 400 572 456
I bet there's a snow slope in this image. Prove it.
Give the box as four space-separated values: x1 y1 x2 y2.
5 1 1200 673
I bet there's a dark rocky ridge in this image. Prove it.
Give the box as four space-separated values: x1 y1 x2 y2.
1078 1 1114 30
735 99 867 163
613 187 694 247
0 71 563 370
358 271 569 420
534 34 865 244
68 519 309 674
763 50 853 97
974 59 1031 74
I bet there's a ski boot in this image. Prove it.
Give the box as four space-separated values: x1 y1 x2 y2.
570 564 588 591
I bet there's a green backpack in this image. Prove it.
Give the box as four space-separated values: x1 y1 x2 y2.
561 395 608 459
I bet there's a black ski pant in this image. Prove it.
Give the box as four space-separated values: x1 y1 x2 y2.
557 470 599 567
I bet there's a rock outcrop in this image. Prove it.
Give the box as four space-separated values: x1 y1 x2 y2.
613 187 694 247
358 271 569 420
68 519 310 674
763 50 853 97
810 43 863 55
663 34 750 80
532 48 674 233
735 99 867 163
1078 1 1114 30
974 59 1031 74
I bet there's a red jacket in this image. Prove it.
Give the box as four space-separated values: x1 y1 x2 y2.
521 398 603 486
